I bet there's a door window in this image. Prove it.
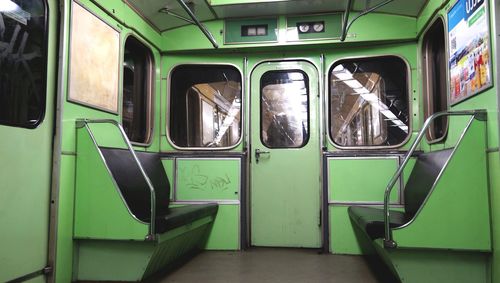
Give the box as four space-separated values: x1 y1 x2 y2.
260 71 309 148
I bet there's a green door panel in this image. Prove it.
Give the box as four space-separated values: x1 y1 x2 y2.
0 0 57 280
161 159 175 200
250 60 321 248
176 159 241 201
328 157 400 203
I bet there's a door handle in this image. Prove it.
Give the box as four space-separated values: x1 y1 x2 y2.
255 149 270 163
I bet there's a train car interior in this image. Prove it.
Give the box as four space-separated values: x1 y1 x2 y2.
1 0 499 282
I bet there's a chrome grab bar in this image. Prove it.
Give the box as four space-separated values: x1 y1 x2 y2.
76 118 157 241
383 109 486 248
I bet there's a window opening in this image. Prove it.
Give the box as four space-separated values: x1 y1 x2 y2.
422 18 448 142
0 0 48 128
122 36 153 144
169 65 242 148
260 71 309 148
329 56 409 147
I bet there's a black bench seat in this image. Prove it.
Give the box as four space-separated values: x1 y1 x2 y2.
157 204 218 233
100 147 218 234
348 148 453 241
348 206 408 240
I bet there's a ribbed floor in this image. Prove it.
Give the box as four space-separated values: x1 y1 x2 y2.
147 248 399 283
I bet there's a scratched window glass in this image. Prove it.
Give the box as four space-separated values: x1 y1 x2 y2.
329 56 409 147
170 65 242 148
0 0 48 128
260 71 309 148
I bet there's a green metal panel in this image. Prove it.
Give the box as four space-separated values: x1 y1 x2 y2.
250 60 321 248
161 159 175 200
176 159 240 201
328 157 399 203
204 205 240 250
54 155 77 283
286 14 342 41
324 42 419 152
393 119 491 250
56 0 166 280
74 127 149 240
163 14 416 51
77 217 214 281
160 54 245 153
373 239 490 283
0 0 57 280
225 18 278 44
329 206 373 255
489 151 500 283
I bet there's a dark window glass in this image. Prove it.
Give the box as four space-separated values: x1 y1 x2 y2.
260 71 309 148
122 36 153 144
0 0 48 128
422 18 448 142
169 65 242 148
329 56 409 147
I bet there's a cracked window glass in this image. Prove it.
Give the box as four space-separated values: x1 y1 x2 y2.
260 71 309 148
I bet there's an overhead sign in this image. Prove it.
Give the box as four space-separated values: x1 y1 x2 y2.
448 0 492 105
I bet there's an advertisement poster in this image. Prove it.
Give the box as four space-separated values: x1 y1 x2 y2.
448 0 492 105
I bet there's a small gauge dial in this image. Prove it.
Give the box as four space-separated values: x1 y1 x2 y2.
298 24 310 33
313 22 324 32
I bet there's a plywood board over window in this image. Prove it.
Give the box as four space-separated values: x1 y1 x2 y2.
69 1 120 113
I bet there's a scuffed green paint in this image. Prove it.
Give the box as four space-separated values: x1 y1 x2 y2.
160 54 245 153
204 205 240 250
54 155 76 283
0 0 57 281
329 206 373 255
373 239 490 283
250 60 321 248
74 127 149 240
77 216 213 281
161 158 175 200
176 159 240 201
490 152 500 283
162 13 416 52
328 157 399 203
393 119 491 251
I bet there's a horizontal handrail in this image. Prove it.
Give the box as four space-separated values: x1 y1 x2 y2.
383 109 487 248
76 118 157 241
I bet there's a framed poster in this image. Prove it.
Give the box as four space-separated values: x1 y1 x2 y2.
68 1 120 113
448 0 492 105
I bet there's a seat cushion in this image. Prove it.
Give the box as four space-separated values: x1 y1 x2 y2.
156 204 218 234
348 206 409 240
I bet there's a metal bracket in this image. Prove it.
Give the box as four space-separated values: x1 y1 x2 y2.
340 0 396 41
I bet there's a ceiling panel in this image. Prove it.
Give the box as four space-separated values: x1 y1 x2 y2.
124 0 428 33
124 0 217 32
211 0 428 19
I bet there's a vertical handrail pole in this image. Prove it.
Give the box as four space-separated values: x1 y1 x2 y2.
340 0 354 41
383 110 486 248
77 119 157 240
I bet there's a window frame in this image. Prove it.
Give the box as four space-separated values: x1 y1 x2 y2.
0 0 49 129
121 34 155 146
422 16 449 144
167 63 244 151
327 54 412 150
259 69 311 149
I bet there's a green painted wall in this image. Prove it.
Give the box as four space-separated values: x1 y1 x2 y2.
416 0 499 282
54 0 165 281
